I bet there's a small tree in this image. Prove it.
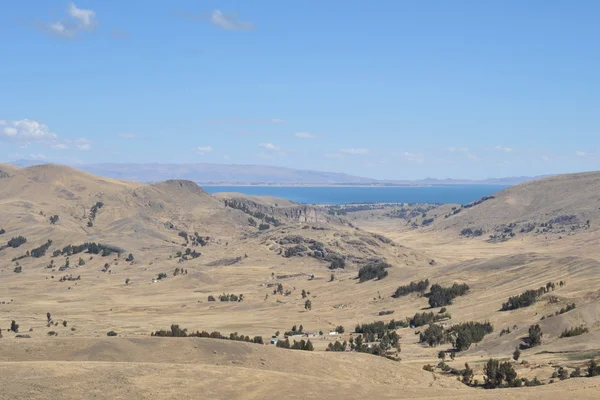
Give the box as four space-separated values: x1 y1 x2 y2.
46 312 52 324
438 350 446 361
329 273 335 282
126 253 134 262
10 320 19 333
304 299 312 311
526 324 543 348
301 289 307 299
78 257 85 266
125 278 131 285
305 339 314 351
62 321 68 327
588 359 600 377
462 363 474 385
335 325 345 334
513 346 521 361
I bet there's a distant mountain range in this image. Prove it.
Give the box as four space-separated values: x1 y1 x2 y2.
8 160 547 186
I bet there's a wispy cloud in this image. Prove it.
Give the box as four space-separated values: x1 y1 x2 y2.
34 3 98 39
493 145 513 153
210 10 254 31
195 146 213 155
403 152 424 164
575 151 587 157
294 132 318 139
119 133 140 139
68 138 92 151
51 143 69 150
205 118 286 124
340 148 369 155
446 147 469 153
29 153 47 160
467 152 478 160
259 143 280 151
109 28 129 39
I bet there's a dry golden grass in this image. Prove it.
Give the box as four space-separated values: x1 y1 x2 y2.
1 164 600 399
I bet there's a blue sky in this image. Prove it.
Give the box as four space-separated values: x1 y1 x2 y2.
1 1 599 180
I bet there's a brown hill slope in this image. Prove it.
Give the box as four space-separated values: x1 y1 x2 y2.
427 171 600 240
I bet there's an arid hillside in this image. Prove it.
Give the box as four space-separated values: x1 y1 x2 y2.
1 164 600 399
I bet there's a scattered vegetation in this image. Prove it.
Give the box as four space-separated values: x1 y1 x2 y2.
409 311 451 327
223 199 281 226
483 358 518 388
49 215 59 225
460 228 483 237
58 242 123 257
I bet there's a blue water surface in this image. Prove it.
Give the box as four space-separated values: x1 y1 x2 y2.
202 185 508 205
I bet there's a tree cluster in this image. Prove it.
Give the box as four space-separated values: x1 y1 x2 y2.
30 240 52 258
392 279 430 298
420 321 493 350
409 311 450 328
276 338 314 351
150 324 263 344
7 236 27 248
428 283 470 307
357 262 390 282
559 325 588 338
483 358 518 388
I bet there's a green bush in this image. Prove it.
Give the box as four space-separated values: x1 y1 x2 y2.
358 262 390 282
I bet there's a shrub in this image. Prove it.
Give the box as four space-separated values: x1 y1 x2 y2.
13 266 22 273
52 249 61 257
157 273 167 280
49 215 59 224
10 320 19 333
78 257 86 266
559 325 589 338
513 346 521 361
329 257 346 270
358 262 390 282
392 279 429 298
7 236 27 248
589 359 600 377
258 223 270 230
423 364 434 372
428 283 470 307
125 253 134 262
107 331 118 336
450 321 493 351
125 278 131 285
47 331 57 336
207 295 216 301
327 340 348 352
0 228 5 235
409 311 451 327
335 325 345 334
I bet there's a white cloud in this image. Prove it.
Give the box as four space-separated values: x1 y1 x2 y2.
0 119 58 142
259 143 280 151
575 151 587 157
210 10 254 31
73 138 92 151
0 120 6 126
119 133 140 139
294 132 318 139
67 3 97 30
36 3 97 39
467 153 478 160
403 152 424 164
52 143 69 150
195 146 213 154
29 153 47 160
493 145 513 153
340 148 369 155
324 153 343 159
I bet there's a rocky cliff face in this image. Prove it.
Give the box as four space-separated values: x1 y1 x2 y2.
221 197 332 225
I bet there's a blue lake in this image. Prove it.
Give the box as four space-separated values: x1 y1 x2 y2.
202 185 509 205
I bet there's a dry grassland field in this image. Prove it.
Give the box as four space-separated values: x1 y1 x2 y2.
1 164 600 399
